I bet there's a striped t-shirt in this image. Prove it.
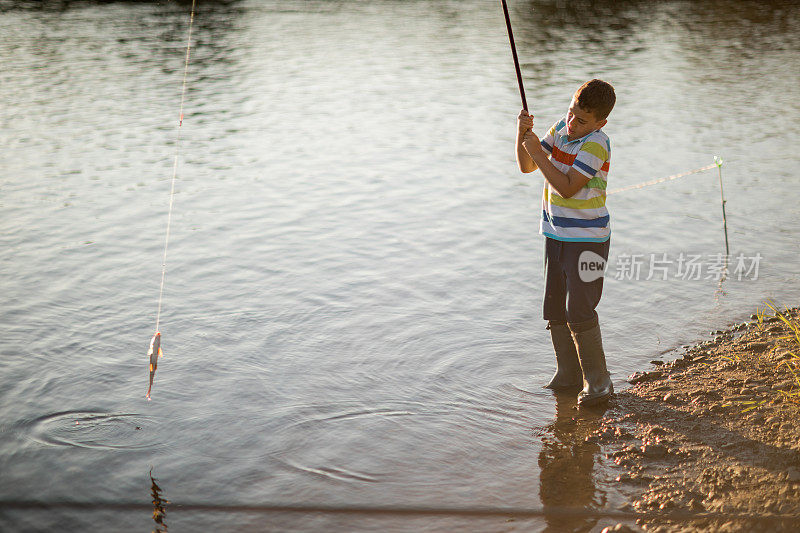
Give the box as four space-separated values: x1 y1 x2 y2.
539 118 611 242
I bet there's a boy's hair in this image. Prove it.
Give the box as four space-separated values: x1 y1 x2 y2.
574 79 616 121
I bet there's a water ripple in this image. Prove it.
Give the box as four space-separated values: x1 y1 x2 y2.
21 410 163 450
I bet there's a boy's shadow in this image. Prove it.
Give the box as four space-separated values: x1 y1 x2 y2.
538 393 609 533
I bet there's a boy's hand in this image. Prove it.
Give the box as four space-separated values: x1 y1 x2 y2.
522 129 542 159
517 109 533 135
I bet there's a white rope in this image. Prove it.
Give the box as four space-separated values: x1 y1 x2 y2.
155 0 197 333
606 163 716 195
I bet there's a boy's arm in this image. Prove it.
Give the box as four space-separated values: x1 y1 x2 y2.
516 110 536 173
522 131 590 198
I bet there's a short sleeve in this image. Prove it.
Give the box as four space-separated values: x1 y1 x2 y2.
572 139 610 178
540 122 558 156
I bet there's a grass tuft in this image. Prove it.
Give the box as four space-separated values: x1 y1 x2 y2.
740 301 800 409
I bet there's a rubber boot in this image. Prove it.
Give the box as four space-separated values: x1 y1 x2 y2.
543 321 583 392
569 318 613 406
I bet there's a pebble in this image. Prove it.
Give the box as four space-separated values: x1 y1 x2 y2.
642 444 668 458
690 499 705 511
747 342 770 352
663 393 680 404
787 467 800 483
627 372 647 384
729 465 746 477
647 426 668 437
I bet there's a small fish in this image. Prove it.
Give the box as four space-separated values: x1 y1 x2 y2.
146 332 163 400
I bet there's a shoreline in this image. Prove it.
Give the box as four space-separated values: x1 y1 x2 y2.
591 306 800 532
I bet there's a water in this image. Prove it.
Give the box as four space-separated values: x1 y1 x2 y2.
1 0 798 530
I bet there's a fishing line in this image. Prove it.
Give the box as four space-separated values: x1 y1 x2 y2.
154 0 197 334
606 159 731 253
606 163 717 195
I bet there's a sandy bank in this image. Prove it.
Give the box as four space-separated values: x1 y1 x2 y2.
592 307 800 532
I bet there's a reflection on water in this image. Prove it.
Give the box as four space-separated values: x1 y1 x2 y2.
149 468 168 533
539 394 608 533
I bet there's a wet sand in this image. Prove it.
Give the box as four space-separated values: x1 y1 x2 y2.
591 307 800 532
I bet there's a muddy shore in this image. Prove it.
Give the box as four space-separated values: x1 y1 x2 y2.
589 307 800 532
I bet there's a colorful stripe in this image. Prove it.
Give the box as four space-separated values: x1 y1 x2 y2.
547 190 607 210
573 159 598 176
580 141 609 161
585 175 608 190
543 210 610 228
539 117 611 242
542 231 610 243
552 146 576 165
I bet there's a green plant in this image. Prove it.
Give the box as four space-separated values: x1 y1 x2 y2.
740 399 768 413
766 300 800 347
755 304 766 329
761 301 800 407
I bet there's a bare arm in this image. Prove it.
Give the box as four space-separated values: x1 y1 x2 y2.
516 110 537 173
522 131 590 198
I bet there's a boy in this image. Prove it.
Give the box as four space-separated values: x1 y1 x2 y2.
516 79 615 406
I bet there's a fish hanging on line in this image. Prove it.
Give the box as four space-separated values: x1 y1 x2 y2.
146 332 163 400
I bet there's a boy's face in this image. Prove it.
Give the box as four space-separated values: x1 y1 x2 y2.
566 98 607 141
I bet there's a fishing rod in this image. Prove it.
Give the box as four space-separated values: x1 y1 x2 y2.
501 0 528 112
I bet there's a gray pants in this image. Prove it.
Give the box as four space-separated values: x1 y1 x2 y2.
543 237 610 325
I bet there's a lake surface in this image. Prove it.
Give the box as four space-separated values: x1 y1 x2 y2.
1 0 798 530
